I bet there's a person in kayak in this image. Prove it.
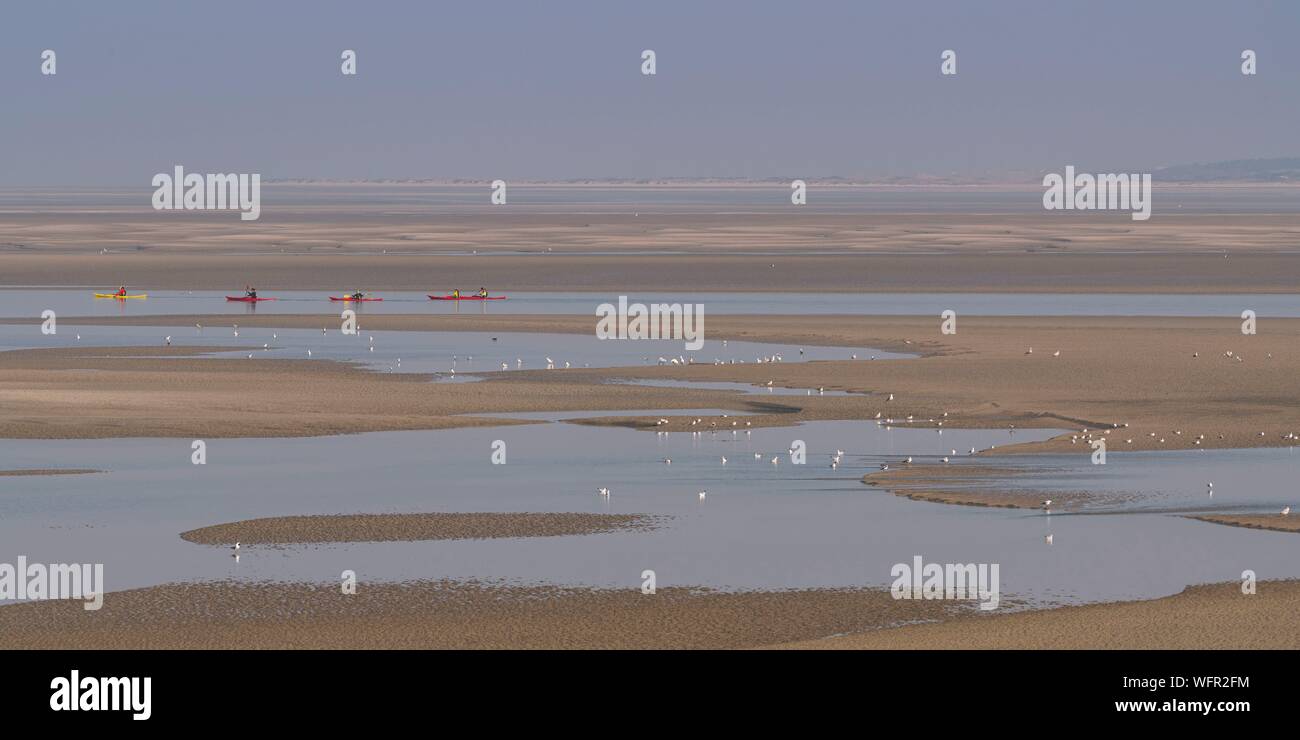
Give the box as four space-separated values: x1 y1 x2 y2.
244 285 257 299
477 287 488 298
351 290 365 300
116 286 128 297
452 289 460 299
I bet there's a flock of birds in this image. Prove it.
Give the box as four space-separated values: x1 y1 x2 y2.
139 327 1296 537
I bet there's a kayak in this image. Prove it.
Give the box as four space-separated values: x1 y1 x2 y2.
429 295 507 301
94 293 147 299
225 296 276 302
329 296 383 302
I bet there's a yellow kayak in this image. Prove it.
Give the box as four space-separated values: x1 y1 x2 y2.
94 293 148 299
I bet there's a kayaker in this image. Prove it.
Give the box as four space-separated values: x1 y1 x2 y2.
351 290 364 300
116 286 127 297
452 289 460 299
245 285 257 299
477 287 488 298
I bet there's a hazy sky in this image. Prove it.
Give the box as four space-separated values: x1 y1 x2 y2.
2 0 1297 184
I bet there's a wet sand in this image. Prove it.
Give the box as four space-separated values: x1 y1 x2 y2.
180 512 666 545
861 464 1104 510
0 580 968 650
779 580 1300 649
4 207 1300 292
2 577 1293 649
4 316 1299 453
0 468 101 477
1190 514 1300 534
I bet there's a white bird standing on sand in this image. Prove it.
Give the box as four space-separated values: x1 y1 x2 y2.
1283 506 1292 516
1053 350 1061 357
1041 499 1052 511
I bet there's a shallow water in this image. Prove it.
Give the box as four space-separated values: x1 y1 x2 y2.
4 184 1298 215
0 324 898 375
3 420 1297 609
1 289 1297 319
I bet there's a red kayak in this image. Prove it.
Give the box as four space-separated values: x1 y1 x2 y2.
330 296 383 302
429 295 508 301
225 296 276 302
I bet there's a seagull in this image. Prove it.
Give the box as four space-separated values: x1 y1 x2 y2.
698 491 707 501
1044 534 1054 545
720 456 727 465
597 487 610 498
663 458 671 465
1283 507 1292 516
1053 350 1061 357
164 336 171 346
231 542 240 551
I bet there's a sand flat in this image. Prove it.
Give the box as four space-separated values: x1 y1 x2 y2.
778 580 1300 650
3 316 1300 453
179 512 666 545
0 580 972 650
5 205 1300 293
0 468 101 477
2 577 1294 650
1190 514 1300 534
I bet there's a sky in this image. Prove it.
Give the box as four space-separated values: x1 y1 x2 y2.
1 0 1298 184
